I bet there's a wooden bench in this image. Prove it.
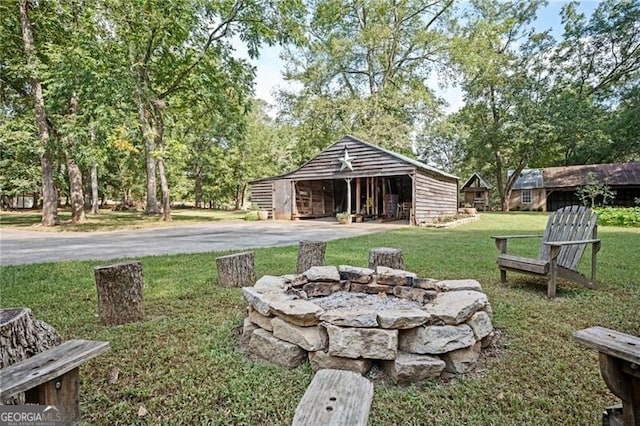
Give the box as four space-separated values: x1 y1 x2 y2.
0 339 110 424
573 327 640 425
291 369 374 426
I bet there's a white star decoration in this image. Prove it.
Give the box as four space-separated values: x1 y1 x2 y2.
338 148 354 171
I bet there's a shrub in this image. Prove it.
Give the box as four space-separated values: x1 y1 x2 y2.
244 211 259 221
593 207 640 227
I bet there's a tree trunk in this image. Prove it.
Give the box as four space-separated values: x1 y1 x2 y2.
368 247 404 270
215 252 256 288
132 52 159 215
19 0 59 226
65 152 86 223
90 162 99 214
0 308 62 404
94 262 145 326
157 150 171 221
297 240 327 274
194 170 203 208
139 106 159 215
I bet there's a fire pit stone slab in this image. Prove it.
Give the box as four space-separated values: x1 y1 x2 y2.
249 328 307 368
320 310 379 328
308 351 373 375
399 324 476 355
327 325 398 360
382 351 446 384
442 341 482 374
437 279 483 292
304 266 340 282
424 290 488 325
272 317 328 351
377 309 431 329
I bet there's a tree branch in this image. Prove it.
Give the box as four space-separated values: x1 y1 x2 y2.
158 1 244 99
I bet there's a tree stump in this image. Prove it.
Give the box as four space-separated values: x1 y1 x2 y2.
94 261 144 326
216 252 256 288
0 307 62 403
368 247 404 270
297 240 327 274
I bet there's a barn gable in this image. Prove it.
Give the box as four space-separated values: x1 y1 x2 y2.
284 135 456 181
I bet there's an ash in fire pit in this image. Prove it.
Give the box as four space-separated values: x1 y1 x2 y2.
241 264 495 384
313 292 423 313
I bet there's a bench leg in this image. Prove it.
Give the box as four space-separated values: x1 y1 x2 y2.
500 269 506 283
599 353 640 426
25 367 81 425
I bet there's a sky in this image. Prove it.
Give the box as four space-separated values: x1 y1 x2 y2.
237 1 601 114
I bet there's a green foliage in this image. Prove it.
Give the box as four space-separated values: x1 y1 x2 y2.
594 207 640 227
1 214 639 423
279 0 452 155
244 211 259 221
576 172 616 207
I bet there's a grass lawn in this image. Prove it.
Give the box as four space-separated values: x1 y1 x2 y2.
0 208 246 232
1 212 638 425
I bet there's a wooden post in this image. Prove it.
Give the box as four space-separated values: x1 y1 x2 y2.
216 251 256 287
345 178 352 215
356 177 361 215
368 247 404 270
297 240 327 274
94 261 144 325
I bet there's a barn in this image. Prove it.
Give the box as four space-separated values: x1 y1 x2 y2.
249 135 458 225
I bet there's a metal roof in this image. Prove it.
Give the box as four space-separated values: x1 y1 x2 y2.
510 169 544 189
543 162 640 188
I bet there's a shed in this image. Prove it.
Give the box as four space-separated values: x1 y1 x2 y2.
507 162 640 211
507 169 546 211
460 173 493 211
543 162 640 210
249 135 459 225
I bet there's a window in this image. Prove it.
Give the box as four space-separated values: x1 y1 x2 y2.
522 189 532 204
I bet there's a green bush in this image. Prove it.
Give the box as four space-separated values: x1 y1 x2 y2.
593 207 640 227
244 211 259 221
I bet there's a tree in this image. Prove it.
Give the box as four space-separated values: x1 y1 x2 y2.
547 0 640 165
450 0 553 211
280 0 453 154
15 0 59 225
577 172 616 207
103 0 303 221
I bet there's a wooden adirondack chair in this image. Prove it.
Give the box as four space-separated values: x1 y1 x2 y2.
492 205 601 298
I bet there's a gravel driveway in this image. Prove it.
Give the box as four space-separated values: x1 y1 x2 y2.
0 220 402 266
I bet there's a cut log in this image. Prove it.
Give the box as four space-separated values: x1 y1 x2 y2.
216 251 256 288
368 247 404 270
0 307 62 404
297 240 327 274
94 261 144 326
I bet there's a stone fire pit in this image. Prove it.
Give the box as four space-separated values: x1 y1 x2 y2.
241 265 494 384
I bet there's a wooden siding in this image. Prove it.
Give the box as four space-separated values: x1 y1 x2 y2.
414 171 458 224
286 136 415 181
249 181 273 217
508 188 546 211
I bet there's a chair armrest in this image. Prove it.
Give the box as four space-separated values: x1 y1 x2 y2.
544 239 601 246
491 235 544 240
492 235 542 254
